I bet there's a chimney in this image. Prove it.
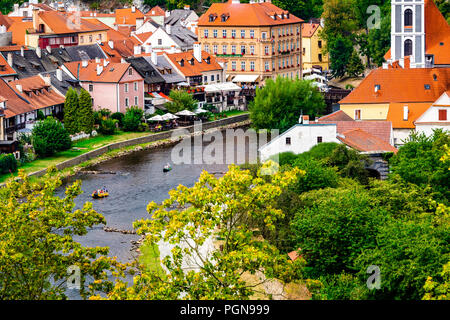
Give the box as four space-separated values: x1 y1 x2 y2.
56 68 63 82
95 57 100 64
134 45 142 55
103 59 109 67
42 75 51 86
193 42 201 62
132 6 136 13
46 45 51 53
96 64 103 76
184 5 190 10
108 40 114 49
169 45 176 53
82 60 88 68
32 8 40 31
0 26 6 34
302 115 309 124
36 46 41 58
7 53 12 67
165 24 171 35
403 106 409 121
144 44 152 54
151 51 157 65
136 17 144 30
16 84 23 93
20 46 24 57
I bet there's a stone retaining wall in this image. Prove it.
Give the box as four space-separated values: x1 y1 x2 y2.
28 114 250 179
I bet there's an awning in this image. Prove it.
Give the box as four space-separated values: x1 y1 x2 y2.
232 74 260 83
203 82 242 93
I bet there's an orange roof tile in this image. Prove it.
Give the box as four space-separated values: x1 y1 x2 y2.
339 67 450 104
7 18 34 46
165 50 222 77
319 119 393 144
10 75 65 110
133 31 153 43
302 22 320 38
0 77 33 119
387 103 433 129
318 110 353 122
198 0 303 27
64 60 138 83
115 8 144 26
0 54 16 77
38 11 108 34
146 6 165 17
0 13 13 29
117 25 133 37
338 128 398 153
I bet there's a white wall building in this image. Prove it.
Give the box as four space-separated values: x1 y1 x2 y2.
259 118 339 161
415 91 450 136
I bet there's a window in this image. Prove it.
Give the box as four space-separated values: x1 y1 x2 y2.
265 46 269 55
285 137 291 145
231 45 236 54
213 29 218 38
222 45 227 54
134 96 138 105
404 39 413 56
204 29 209 38
125 83 129 92
231 61 236 70
129 68 133 75
213 45 218 54
217 74 220 82
355 109 361 120
209 14 216 22
205 44 209 53
241 61 245 71
89 35 93 43
222 29 227 38
318 40 322 48
80 36 84 44
88 84 93 92
98 34 102 41
241 30 245 38
125 97 129 107
204 76 207 83
158 38 162 45
250 29 254 38
72 36 76 43
438 109 447 121
134 82 138 91
241 45 246 54
265 61 269 71
424 84 431 90
211 74 215 82
231 29 236 38
261 32 267 40
404 9 413 27
317 136 323 143
250 61 255 71
250 45 255 55
318 53 323 62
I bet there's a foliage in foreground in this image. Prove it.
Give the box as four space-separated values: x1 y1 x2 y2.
32 117 72 157
0 169 126 299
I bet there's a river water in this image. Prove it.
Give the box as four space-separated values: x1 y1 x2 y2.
58 127 262 297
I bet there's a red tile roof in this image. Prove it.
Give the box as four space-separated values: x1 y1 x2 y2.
338 128 398 153
198 0 303 27
0 77 33 119
165 50 222 77
0 13 13 29
318 110 353 122
0 54 16 77
115 8 144 26
64 60 137 83
302 22 320 38
133 31 153 43
6 17 33 46
387 103 433 129
38 11 108 34
339 67 450 104
10 75 65 110
146 6 165 17
319 119 393 144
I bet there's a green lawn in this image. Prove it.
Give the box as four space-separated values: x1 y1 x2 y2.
0 131 152 183
139 241 166 278
209 110 249 121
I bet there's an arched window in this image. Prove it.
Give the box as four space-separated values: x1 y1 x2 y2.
404 39 413 56
404 9 413 27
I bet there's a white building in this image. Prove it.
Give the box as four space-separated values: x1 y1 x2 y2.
415 91 450 136
259 116 339 161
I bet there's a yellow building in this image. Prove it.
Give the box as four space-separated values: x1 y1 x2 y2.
198 0 303 84
301 20 329 71
26 9 107 49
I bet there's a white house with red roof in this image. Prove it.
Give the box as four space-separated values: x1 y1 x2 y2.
415 91 450 136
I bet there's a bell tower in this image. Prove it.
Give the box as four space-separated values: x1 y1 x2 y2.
390 0 425 68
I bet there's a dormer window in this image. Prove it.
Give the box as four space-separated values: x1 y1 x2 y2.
206 57 211 64
209 14 217 22
189 58 194 65
424 84 431 90
179 59 184 67
220 13 229 22
374 84 381 92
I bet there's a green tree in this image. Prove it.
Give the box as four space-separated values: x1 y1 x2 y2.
165 89 198 113
346 50 365 77
78 89 94 134
122 106 144 132
249 77 325 133
63 87 80 135
327 34 354 78
272 0 324 20
0 0 23 14
327 144 372 184
32 117 72 157
390 130 450 202
97 163 305 299
0 169 126 299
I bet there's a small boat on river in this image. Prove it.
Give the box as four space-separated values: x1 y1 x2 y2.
163 163 172 172
92 188 109 199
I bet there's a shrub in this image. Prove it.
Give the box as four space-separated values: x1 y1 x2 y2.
123 106 144 132
63 87 79 134
98 119 116 135
78 89 94 134
0 153 18 174
165 90 198 113
111 112 125 127
36 110 45 120
31 117 71 157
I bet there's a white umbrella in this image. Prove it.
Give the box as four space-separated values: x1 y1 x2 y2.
148 115 164 121
161 113 179 120
175 109 196 116
194 108 208 114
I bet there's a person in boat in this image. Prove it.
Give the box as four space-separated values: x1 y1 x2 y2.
164 163 171 171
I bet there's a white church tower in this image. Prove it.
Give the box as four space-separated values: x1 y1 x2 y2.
390 0 426 68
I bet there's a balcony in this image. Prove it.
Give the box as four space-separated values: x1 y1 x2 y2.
5 123 25 134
